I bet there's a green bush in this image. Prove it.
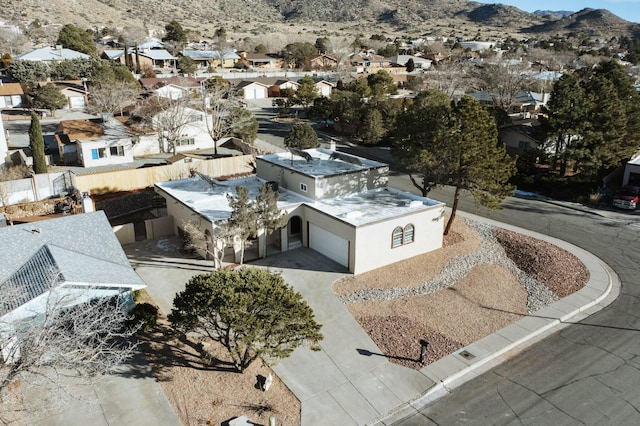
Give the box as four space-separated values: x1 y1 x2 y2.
129 303 158 332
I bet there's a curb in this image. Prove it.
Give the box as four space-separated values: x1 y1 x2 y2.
369 211 621 426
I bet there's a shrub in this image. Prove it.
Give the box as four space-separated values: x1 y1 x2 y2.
129 303 158 332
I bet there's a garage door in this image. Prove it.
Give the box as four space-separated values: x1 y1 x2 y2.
308 223 349 267
70 96 85 108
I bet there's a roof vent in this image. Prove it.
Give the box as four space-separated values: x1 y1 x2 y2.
31 228 42 234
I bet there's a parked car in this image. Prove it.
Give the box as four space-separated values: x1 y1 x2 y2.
613 185 640 210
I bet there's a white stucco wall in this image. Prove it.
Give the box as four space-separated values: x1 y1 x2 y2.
623 158 640 186
77 139 134 167
352 205 444 274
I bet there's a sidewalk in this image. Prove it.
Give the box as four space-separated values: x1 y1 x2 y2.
252 212 620 426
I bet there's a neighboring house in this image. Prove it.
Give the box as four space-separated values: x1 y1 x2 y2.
57 119 135 167
510 91 550 115
0 82 24 108
139 77 205 99
385 55 432 70
134 49 177 73
234 80 270 100
101 49 126 65
238 52 283 69
52 81 88 109
350 53 387 72
459 41 496 52
0 211 145 360
309 53 338 70
469 90 549 114
181 49 240 69
499 124 542 156
313 79 334 97
155 148 445 274
14 46 90 63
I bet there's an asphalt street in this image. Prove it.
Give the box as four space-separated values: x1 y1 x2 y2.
385 177 640 425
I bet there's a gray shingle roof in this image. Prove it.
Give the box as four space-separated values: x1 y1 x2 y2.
0 212 144 317
15 47 91 61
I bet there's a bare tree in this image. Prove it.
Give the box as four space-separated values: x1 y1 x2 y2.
328 37 353 70
135 96 201 155
202 79 256 156
474 61 532 111
425 60 477 98
0 272 138 422
0 29 30 56
88 81 141 116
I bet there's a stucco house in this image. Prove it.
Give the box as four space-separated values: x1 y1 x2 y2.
154 148 445 274
181 50 240 69
499 124 542 156
235 80 270 100
135 49 178 73
0 212 145 360
238 52 283 69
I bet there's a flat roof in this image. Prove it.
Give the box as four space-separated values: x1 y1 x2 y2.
156 174 443 227
156 175 310 223
310 187 443 226
258 148 386 178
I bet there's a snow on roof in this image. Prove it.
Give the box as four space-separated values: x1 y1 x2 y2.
156 175 310 223
157 174 443 227
310 187 443 226
258 148 386 178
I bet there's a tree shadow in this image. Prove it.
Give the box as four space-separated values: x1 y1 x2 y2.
119 319 242 382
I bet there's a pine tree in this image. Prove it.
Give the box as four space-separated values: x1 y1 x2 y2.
392 91 515 235
168 268 323 373
29 112 47 174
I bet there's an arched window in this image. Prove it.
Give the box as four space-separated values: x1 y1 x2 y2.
392 227 403 248
403 224 415 244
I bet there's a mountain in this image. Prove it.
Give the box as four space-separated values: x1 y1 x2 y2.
533 10 574 19
1 0 637 39
525 8 640 37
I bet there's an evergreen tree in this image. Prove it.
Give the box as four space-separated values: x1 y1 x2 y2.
32 83 68 117
29 112 47 174
293 75 319 112
56 24 97 56
405 58 415 73
226 186 257 264
163 20 188 46
360 108 385 145
392 92 515 234
284 123 319 149
168 268 323 373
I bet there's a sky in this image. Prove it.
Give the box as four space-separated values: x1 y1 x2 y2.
477 1 640 23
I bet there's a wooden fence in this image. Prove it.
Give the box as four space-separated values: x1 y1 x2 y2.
73 155 255 195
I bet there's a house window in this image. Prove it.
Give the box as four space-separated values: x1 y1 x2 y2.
300 183 307 192
392 224 415 248
392 227 403 248
91 148 106 160
403 224 415 244
177 138 195 146
4 96 13 107
110 145 125 156
518 141 529 150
